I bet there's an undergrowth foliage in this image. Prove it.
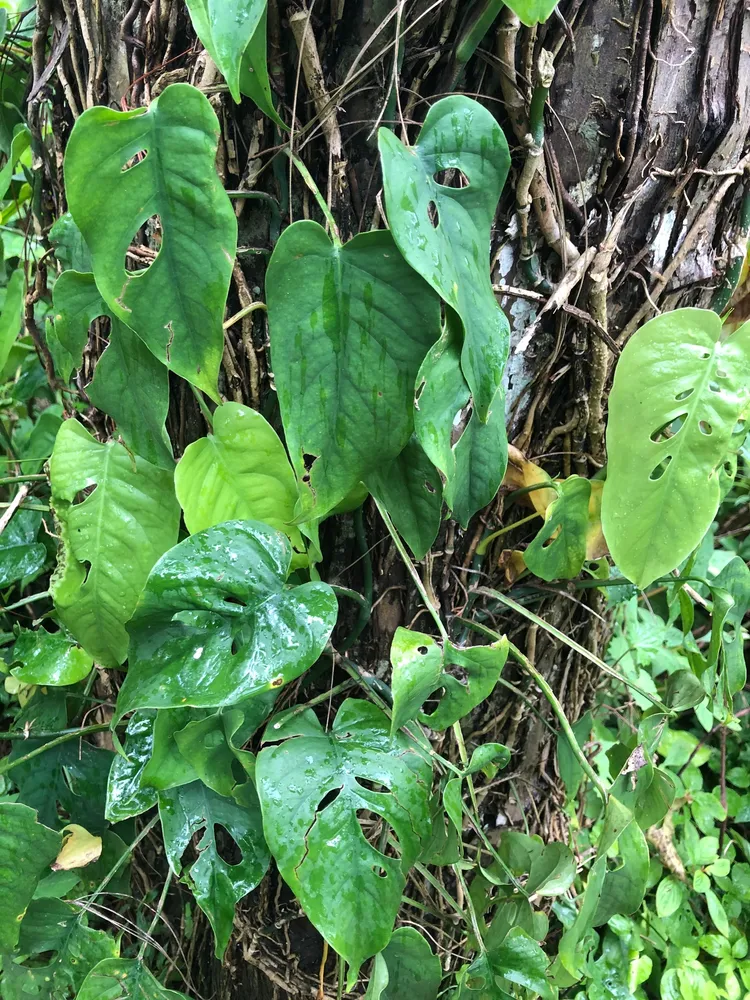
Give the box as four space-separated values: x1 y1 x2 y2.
0 1 749 999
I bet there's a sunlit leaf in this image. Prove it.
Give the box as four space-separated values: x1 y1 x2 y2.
505 0 559 26
52 824 102 871
524 476 591 582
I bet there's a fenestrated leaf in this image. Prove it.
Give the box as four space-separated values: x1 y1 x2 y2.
175 402 302 549
506 0 558 26
524 476 591 582
256 699 433 984
366 436 443 560
49 419 180 666
0 803 61 953
420 638 508 730
185 0 266 103
76 958 190 1000
159 778 269 957
0 508 46 586
105 711 158 823
602 309 750 588
365 927 442 1000
266 222 440 519
51 270 102 375
390 627 444 735
64 83 237 397
116 520 337 720
0 266 24 371
10 626 93 687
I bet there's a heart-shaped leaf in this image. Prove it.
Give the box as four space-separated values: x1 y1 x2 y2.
524 476 591 582
506 0 559 26
365 927 442 1000
77 958 190 1000
64 83 237 397
0 508 46 586
49 419 180 666
602 309 750 588
116 520 337 720
10 627 93 687
256 699 433 983
526 842 576 896
0 803 61 954
266 222 440 518
175 401 302 549
457 927 554 999
159 779 269 957
185 0 267 103
238 10 285 127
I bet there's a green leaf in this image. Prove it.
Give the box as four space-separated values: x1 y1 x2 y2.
714 556 750 695
364 927 442 1000
64 83 237 397
505 0 558 26
76 958 190 999
419 638 508 730
592 819 650 925
22 405 62 475
366 436 443 560
266 222 440 518
184 0 266 103
390 627 443 735
173 703 265 796
10 627 93 687
706 887 730 937
51 270 103 375
524 476 591 582
666 669 706 711
105 711 158 823
0 508 46 586
0 266 24 371
557 711 592 803
159 779 269 958
465 742 511 775
116 520 337 719
601 309 750 588
0 803 61 953
49 419 180 666
459 927 553 999
443 776 464 832
142 708 203 791
175 401 302 549
0 124 30 201
3 898 118 1000
256 699 432 984
656 875 688 918
49 212 92 272
526 842 576 896
238 10 285 127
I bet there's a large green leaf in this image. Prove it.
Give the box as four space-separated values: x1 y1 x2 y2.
365 927 442 1000
64 83 237 398
49 419 180 666
602 309 750 588
116 520 337 720
0 804 61 953
76 958 190 1000
256 699 433 984
0 508 46 586
266 222 440 518
184 0 266 103
10 627 93 687
175 402 302 548
159 779 269 957
0 267 24 371
506 0 559 25
524 476 591 582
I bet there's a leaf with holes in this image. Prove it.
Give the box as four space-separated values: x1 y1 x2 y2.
49 419 180 666
64 83 236 397
0 508 46 587
184 0 267 104
365 927 442 1000
602 309 750 588
256 699 433 985
175 402 303 550
77 958 190 1000
0 803 61 954
505 0 559 25
420 638 509 731
524 476 591 582
159 778 269 957
51 270 103 375
456 928 554 999
115 520 337 720
10 627 93 687
379 96 511 423
366 436 443 560
390 627 444 735
266 222 440 518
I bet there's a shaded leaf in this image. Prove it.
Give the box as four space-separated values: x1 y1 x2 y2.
526 842 576 897
76 957 190 1000
238 10 285 126
365 927 442 1000
420 638 508 730
105 711 158 823
0 803 61 953
0 267 24 371
185 0 266 103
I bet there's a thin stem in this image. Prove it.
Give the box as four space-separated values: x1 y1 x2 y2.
84 815 159 910
286 149 341 242
0 722 111 776
0 473 47 486
454 865 485 949
0 500 48 511
223 301 267 331
2 590 49 612
476 511 542 555
138 868 172 960
336 952 345 999
414 861 466 919
189 385 214 432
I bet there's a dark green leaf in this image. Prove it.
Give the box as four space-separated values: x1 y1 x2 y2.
238 10 285 127
465 742 511 775
557 711 592 803
0 508 46 586
0 267 25 372
526 842 576 896
592 819 649 925
185 0 266 103
365 927 442 1000
666 669 706 711
0 803 61 953
76 958 190 999
105 711 158 823
49 212 92 272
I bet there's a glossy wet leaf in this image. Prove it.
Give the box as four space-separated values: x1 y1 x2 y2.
0 508 46 586
49 419 180 666
457 927 553 999
524 476 591 582
366 436 443 560
365 927 442 1000
175 402 302 548
0 266 24 371
420 638 508 730
266 222 440 518
379 96 511 424
64 83 236 397
185 0 267 103
116 520 337 719
159 778 269 957
506 0 559 25
656 874 688 918
142 708 203 791
390 627 443 735
52 824 102 870
10 627 93 687
256 699 433 983
602 309 750 588
0 803 61 953
77 958 190 1000
105 711 158 823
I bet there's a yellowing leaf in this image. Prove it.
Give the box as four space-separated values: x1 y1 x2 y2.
504 445 557 515
586 480 608 560
52 825 103 871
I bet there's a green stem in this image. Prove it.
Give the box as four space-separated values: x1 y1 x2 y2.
138 868 173 960
84 815 159 909
454 865 486 949
286 149 341 243
337 506 373 652
336 953 345 1000
414 861 466 919
223 301 267 331
0 473 47 486
190 385 214 432
1 589 49 612
0 501 48 511
476 510 543 555
0 722 111 776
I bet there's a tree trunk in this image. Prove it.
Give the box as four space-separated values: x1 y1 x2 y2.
33 0 749 996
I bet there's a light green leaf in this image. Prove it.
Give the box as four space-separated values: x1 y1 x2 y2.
602 309 750 588
185 0 266 103
175 401 302 549
266 222 440 518
0 124 30 201
465 742 511 775
592 819 649 925
524 476 591 581
526 842 576 896
49 419 180 666
159 778 269 957
365 927 442 1000
390 627 443 735
64 83 237 397
420 638 508 730
116 520 337 719
714 556 750 695
656 875 687 918
10 627 93 687
76 958 190 999
0 803 61 953
0 267 24 371
256 699 432 985
505 0 559 26
706 887 730 937
51 269 103 374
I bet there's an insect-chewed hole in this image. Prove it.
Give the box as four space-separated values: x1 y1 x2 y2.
699 420 713 436
417 645 429 655
708 380 722 393
122 148 148 172
316 787 343 813
734 419 747 436
433 168 470 188
422 687 445 714
355 777 390 794
225 596 246 607
650 414 686 443
214 824 243 865
427 200 439 228
301 452 318 485
649 455 673 481
424 480 436 494
675 387 694 401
